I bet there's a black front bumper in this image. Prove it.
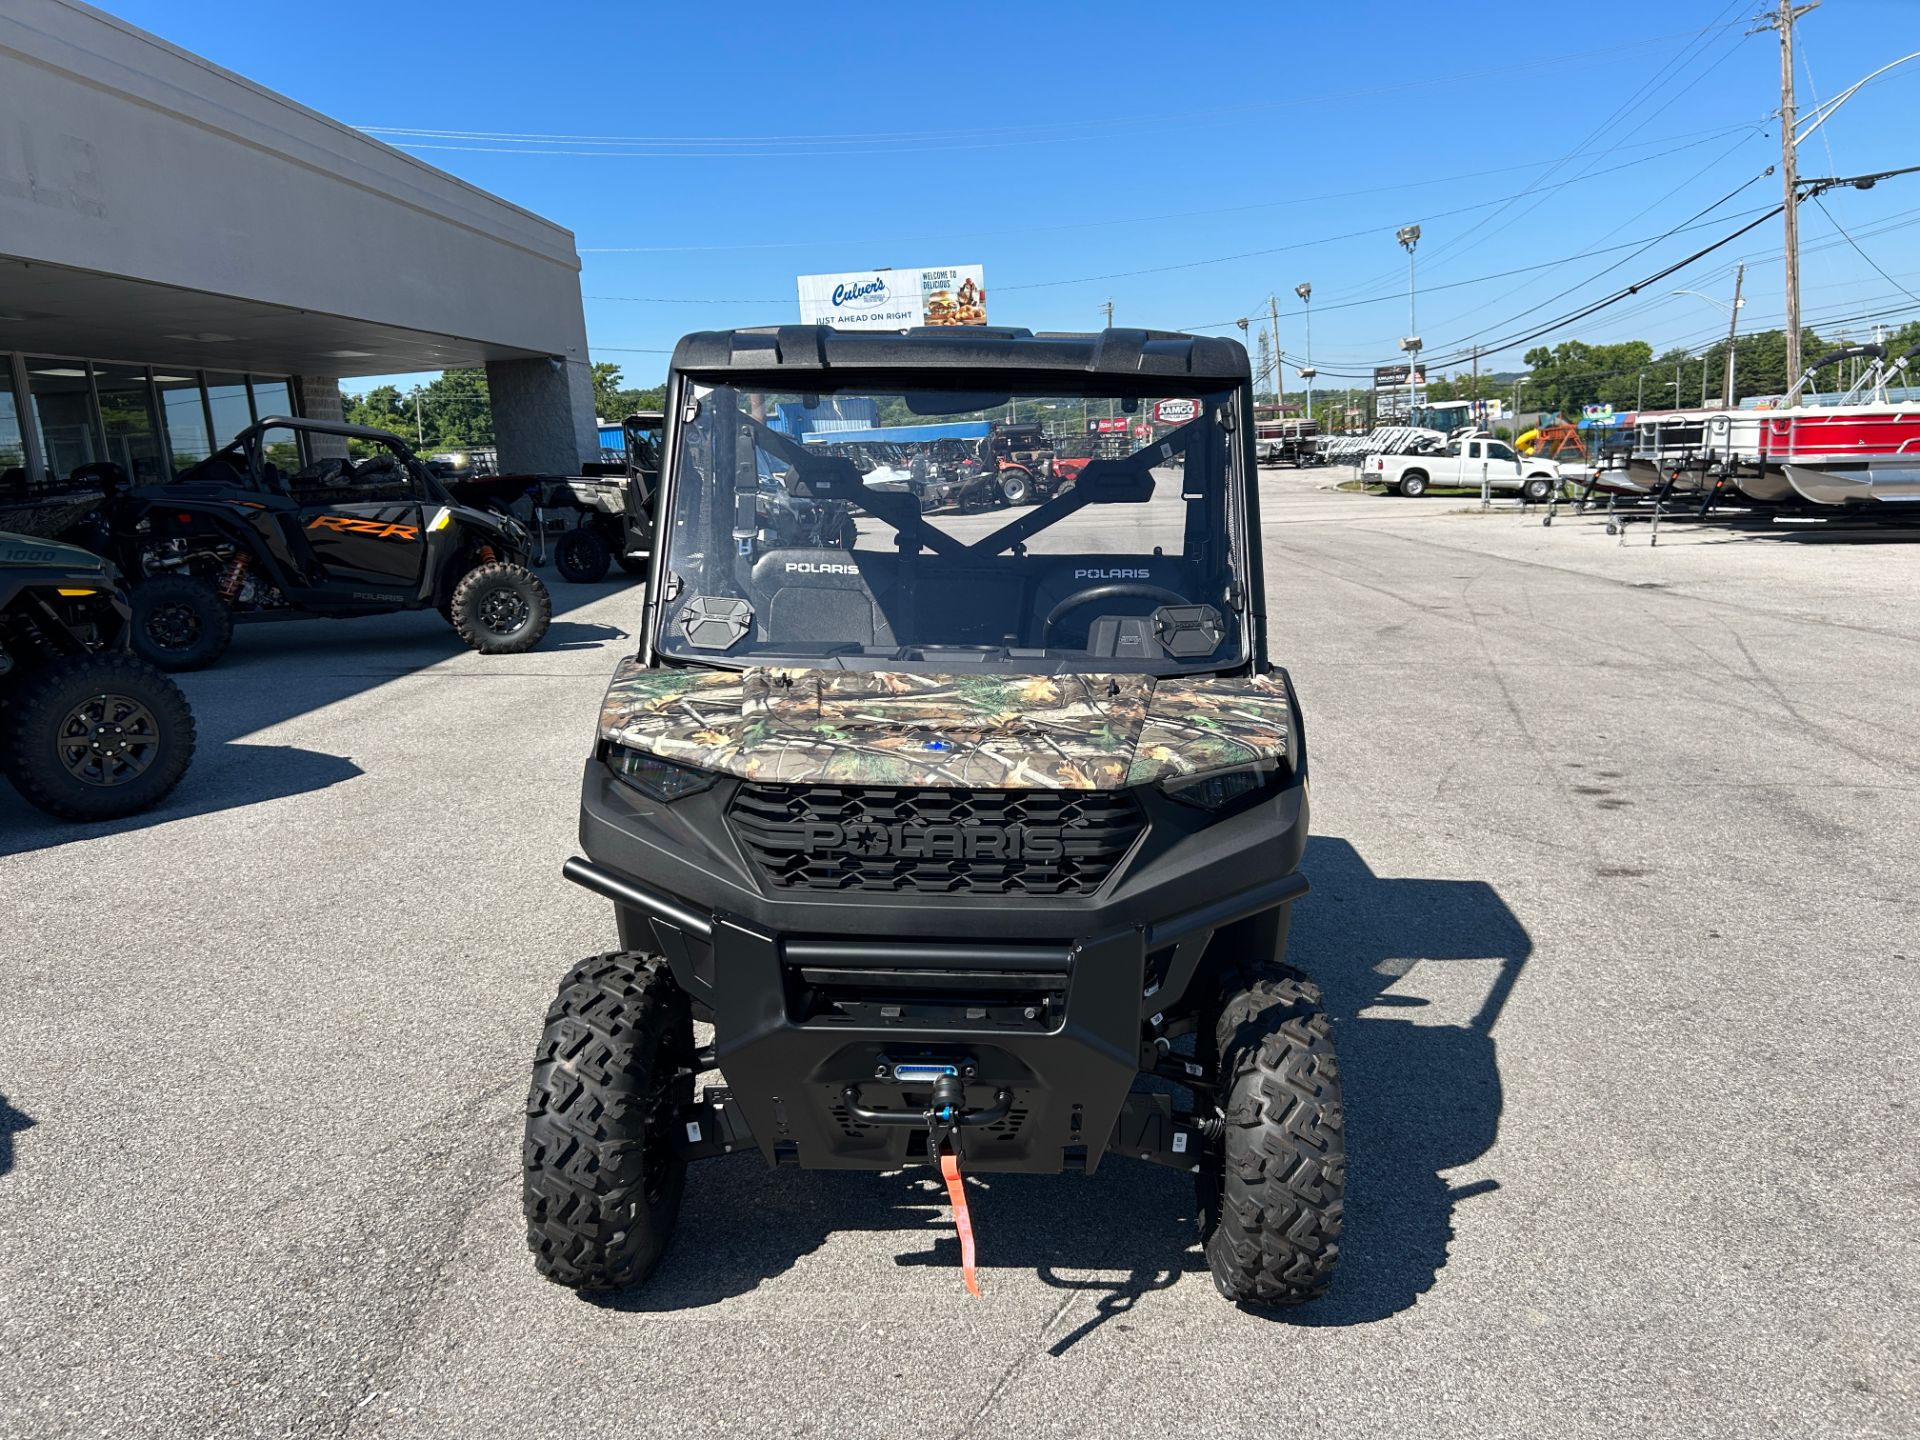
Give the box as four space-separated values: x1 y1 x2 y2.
564 855 1306 1173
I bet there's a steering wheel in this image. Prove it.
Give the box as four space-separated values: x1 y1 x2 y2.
1041 583 1188 644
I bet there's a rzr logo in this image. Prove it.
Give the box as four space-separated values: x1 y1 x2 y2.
797 821 1080 861
307 515 420 541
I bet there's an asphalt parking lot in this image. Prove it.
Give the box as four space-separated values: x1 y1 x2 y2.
3 473 1916 1439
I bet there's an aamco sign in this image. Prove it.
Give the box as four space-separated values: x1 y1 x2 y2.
1152 398 1202 425
797 265 987 331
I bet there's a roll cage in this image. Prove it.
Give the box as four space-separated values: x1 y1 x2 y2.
173 416 457 508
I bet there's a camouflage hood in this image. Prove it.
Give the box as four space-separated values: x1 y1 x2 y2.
597 661 1292 790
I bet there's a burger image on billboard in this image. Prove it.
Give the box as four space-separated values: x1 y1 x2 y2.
919 266 987 326
923 290 959 325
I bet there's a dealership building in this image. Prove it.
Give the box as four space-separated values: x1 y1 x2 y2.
0 0 596 490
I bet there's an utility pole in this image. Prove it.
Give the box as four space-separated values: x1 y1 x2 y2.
1396 225 1422 425
1754 1 1819 389
1102 298 1114 330
1722 262 1745 407
1268 294 1285 413
414 391 423 446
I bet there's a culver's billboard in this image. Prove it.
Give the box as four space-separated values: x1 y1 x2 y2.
797 265 987 331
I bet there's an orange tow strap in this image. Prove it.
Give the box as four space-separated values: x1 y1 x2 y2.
939 1148 982 1297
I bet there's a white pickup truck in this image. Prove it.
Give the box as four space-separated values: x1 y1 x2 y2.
1372 436 1561 501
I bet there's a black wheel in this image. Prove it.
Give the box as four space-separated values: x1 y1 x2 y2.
998 468 1031 505
1397 472 1428 498
1198 965 1343 1308
554 527 610 583
1522 475 1554 503
449 562 550 654
616 551 649 577
1 653 195 820
524 953 695 1291
129 576 232 671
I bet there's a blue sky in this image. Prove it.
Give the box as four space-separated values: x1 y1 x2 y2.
103 0 1920 392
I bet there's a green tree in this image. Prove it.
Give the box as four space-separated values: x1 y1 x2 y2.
590 361 666 423
419 369 493 449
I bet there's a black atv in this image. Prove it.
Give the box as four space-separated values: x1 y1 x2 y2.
86 416 551 671
0 530 194 820
522 326 1341 1307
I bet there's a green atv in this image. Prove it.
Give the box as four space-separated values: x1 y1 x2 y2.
0 531 195 820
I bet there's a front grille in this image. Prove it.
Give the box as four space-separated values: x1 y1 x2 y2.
729 783 1144 896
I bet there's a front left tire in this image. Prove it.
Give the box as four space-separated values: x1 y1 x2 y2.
524 953 695 1290
1 653 195 820
554 527 611 584
129 576 233 671
1198 965 1344 1308
449 561 551 654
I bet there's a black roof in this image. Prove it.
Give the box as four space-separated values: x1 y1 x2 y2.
669 326 1250 384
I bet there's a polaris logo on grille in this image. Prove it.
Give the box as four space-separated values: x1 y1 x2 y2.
800 821 1068 860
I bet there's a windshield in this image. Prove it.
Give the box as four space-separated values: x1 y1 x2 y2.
654 381 1248 674
1411 402 1473 433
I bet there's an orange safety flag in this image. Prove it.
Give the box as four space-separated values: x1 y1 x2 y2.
939 1148 982 1297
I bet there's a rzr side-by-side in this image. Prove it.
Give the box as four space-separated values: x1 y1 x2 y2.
523 326 1341 1307
0 531 194 820
83 416 551 671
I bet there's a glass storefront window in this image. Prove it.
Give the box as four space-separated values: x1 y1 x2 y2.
155 370 212 474
205 372 253 452
1 368 26 479
93 362 166 484
25 358 101 481
249 379 301 471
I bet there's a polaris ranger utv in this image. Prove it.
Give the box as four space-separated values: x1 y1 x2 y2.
88 416 550 671
524 326 1340 1306
0 531 194 820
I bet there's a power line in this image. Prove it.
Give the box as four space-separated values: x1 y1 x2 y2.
352 26 1746 159
1811 195 1920 304
575 123 1759 256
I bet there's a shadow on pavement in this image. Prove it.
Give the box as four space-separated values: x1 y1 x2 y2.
0 1092 35 1177
0 742 363 858
1282 834 1528 1327
585 834 1530 1335
0 579 634 855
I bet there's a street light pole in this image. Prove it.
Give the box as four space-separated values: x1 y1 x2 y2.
1295 282 1314 427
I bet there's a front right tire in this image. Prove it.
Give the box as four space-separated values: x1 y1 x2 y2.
524 953 695 1291
1198 965 1344 1308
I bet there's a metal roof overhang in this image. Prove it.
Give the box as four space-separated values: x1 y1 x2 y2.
0 257 548 377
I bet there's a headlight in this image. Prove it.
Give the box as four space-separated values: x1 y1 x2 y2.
1160 759 1282 813
607 744 717 802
